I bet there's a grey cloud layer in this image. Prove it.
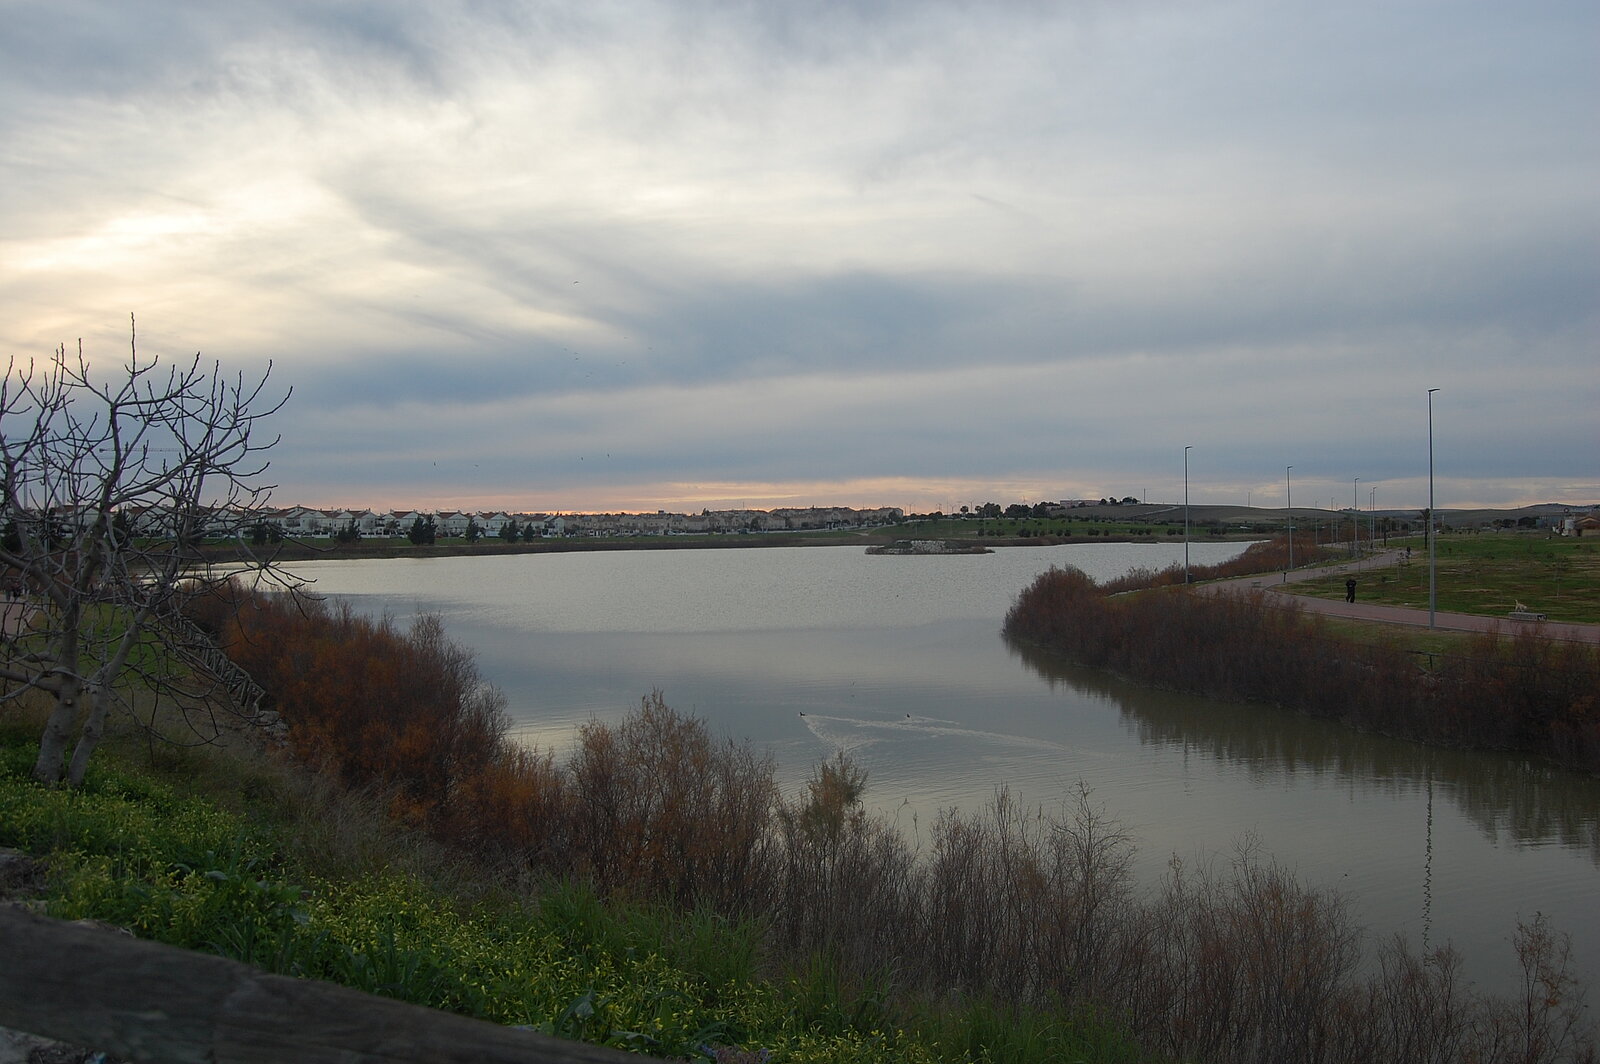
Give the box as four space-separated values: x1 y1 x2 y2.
3 0 1595 510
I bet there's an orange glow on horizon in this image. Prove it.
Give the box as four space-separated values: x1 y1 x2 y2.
281 477 1597 518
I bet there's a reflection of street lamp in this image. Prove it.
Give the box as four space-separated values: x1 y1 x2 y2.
1423 757 1434 952
1285 465 1294 578
1428 388 1440 628
1184 445 1192 584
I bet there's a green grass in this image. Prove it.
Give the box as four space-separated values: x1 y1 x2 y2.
0 727 1153 1063
1283 533 1600 623
891 517 1190 541
1309 615 1474 659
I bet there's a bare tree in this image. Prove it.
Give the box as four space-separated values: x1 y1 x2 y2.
0 319 289 786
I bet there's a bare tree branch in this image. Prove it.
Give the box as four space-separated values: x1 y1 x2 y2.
1 318 292 785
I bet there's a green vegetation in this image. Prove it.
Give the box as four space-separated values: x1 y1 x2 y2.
1309 615 1480 661
1285 534 1600 623
893 516 1196 541
0 722 1146 1062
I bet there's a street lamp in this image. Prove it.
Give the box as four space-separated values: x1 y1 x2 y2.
1285 466 1293 578
1428 388 1440 628
1184 445 1192 584
1353 477 1361 562
1370 486 1377 548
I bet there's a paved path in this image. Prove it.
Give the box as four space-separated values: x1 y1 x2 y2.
0 600 38 641
1202 550 1600 645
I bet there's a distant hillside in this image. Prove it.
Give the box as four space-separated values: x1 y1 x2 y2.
1060 501 1595 529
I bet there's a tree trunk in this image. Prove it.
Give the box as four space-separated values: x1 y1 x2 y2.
66 624 142 787
65 682 111 787
32 674 79 786
30 602 81 786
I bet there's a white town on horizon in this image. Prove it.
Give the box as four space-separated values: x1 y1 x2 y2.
91 498 1600 542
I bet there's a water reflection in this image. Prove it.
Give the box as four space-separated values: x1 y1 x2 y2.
295 546 1597 994
1006 636 1600 863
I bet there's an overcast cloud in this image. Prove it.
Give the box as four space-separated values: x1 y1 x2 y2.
3 0 1595 514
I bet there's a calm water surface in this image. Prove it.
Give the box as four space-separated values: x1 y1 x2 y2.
293 542 1600 996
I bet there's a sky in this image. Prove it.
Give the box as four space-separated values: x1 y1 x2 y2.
3 0 1595 516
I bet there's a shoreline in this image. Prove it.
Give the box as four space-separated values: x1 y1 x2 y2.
204 530 1227 564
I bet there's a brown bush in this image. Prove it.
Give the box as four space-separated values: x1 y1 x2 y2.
1101 534 1342 595
769 753 920 974
1004 562 1600 772
1139 846 1361 1063
187 584 547 861
774 771 1597 1063
205 590 505 827
567 691 777 911
917 783 1140 1005
438 742 570 868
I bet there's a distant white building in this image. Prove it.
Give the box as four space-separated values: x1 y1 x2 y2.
229 504 903 540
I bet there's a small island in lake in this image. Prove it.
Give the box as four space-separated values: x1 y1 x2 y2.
866 539 992 555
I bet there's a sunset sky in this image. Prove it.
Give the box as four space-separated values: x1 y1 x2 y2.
4 1 1595 515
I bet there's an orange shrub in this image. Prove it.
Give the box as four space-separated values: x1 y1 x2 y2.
195 586 510 832
568 691 777 911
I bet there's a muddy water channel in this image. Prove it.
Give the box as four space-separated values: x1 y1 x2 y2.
293 542 1600 996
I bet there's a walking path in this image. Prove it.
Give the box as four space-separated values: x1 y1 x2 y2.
0 600 38 641
1202 550 1600 645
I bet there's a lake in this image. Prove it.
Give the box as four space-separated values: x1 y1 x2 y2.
289 541 1600 996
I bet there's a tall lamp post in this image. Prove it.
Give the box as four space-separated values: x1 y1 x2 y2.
1285 465 1294 578
1428 388 1439 628
1183 445 1192 585
1353 477 1361 562
1370 486 1377 548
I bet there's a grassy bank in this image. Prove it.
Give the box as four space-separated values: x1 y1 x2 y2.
1286 534 1600 623
0 716 1140 1063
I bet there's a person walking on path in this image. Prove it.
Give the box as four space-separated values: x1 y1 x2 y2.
1345 577 1357 603
1199 547 1600 644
